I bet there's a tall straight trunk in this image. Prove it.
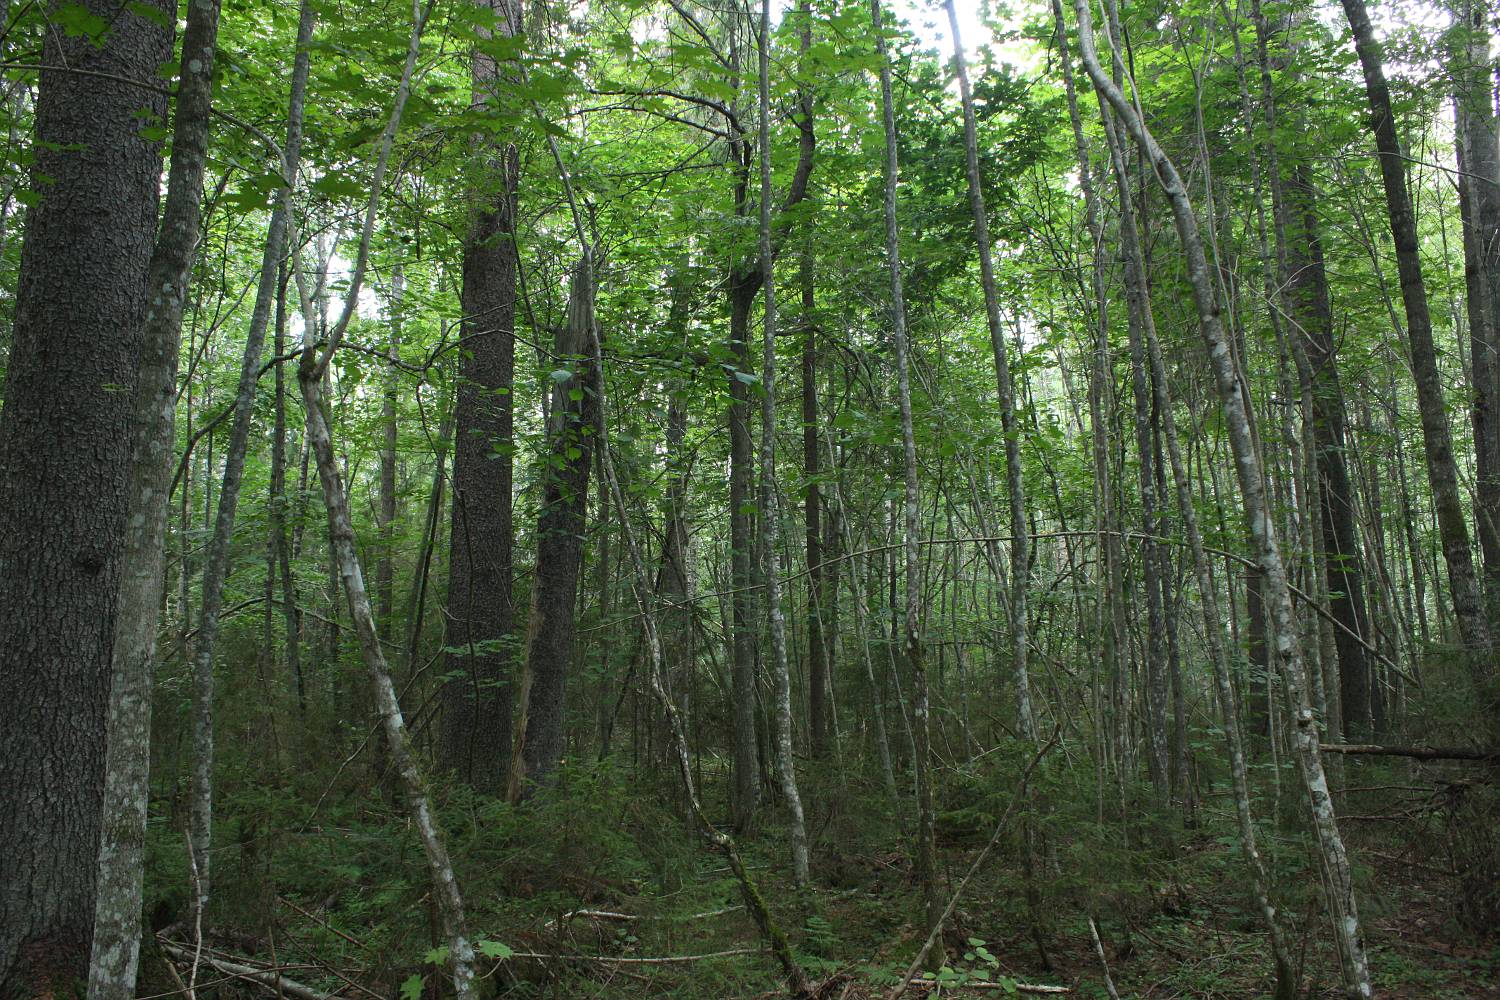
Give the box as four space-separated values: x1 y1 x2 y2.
1046 0 1126 795
1450 1 1500 613
728 268 762 830
378 263 403 640
1283 165 1376 737
944 0 1035 742
1339 0 1491 664
1097 101 1171 793
511 262 601 794
757 0 810 888
802 248 831 756
89 1 225 995
187 0 317 908
288 4 475 992
440 0 521 789
269 262 305 713
1072 3 1371 994
872 0 938 936
0 2 170 991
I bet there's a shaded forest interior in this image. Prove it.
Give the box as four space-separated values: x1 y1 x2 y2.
3 0 1500 997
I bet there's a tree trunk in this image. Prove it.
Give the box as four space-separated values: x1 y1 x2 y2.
1339 0 1492 665
89 1 226 995
0 1 169 990
757 0 810 888
440 0 522 790
1450 1 1500 614
1072 2 1371 993
873 0 938 938
511 261 601 794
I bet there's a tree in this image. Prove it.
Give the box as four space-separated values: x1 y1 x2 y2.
0 2 170 990
440 0 522 789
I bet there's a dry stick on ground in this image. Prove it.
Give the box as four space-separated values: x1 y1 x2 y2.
886 730 1060 1000
157 943 334 1000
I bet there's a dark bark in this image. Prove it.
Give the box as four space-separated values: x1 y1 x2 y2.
512 262 602 794
1450 3 1500 614
802 251 830 757
1339 0 1492 663
440 0 521 790
0 1 170 991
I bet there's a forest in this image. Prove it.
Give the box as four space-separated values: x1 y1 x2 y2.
1 0 1498 996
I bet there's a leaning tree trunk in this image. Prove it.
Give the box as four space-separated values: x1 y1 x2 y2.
1340 0 1492 665
440 0 522 790
0 1 170 991
89 1 227 996
1072 2 1371 994
287 3 475 993
872 0 938 939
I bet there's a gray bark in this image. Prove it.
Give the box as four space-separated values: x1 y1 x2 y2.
89 1 224 996
1071 2 1371 994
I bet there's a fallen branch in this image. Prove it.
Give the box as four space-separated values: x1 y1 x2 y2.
1319 744 1500 762
899 979 1070 994
507 947 760 965
158 940 337 1000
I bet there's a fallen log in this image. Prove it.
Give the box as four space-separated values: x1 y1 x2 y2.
158 939 337 1000
1319 744 1499 762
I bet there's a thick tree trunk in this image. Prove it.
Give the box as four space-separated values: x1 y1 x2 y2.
89 1 226 995
440 0 522 790
728 270 762 830
802 249 830 757
378 264 403 640
0 2 170 991
1450 1 1500 614
511 262 601 794
1340 0 1491 664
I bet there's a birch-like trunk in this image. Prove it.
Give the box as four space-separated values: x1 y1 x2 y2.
756 0 809 888
1071 1 1371 994
872 0 938 937
89 1 223 995
186 0 316 911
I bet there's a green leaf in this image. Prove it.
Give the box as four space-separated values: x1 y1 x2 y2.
423 945 450 965
477 940 514 959
399 975 424 1000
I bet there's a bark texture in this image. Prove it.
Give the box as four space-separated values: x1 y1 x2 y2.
90 1 226 995
0 2 170 992
440 0 522 789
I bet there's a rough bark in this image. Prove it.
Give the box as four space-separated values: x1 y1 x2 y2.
88 1 225 996
0 1 170 991
511 262 601 794
440 0 521 790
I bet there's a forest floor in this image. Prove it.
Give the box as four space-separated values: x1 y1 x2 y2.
154 756 1500 999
